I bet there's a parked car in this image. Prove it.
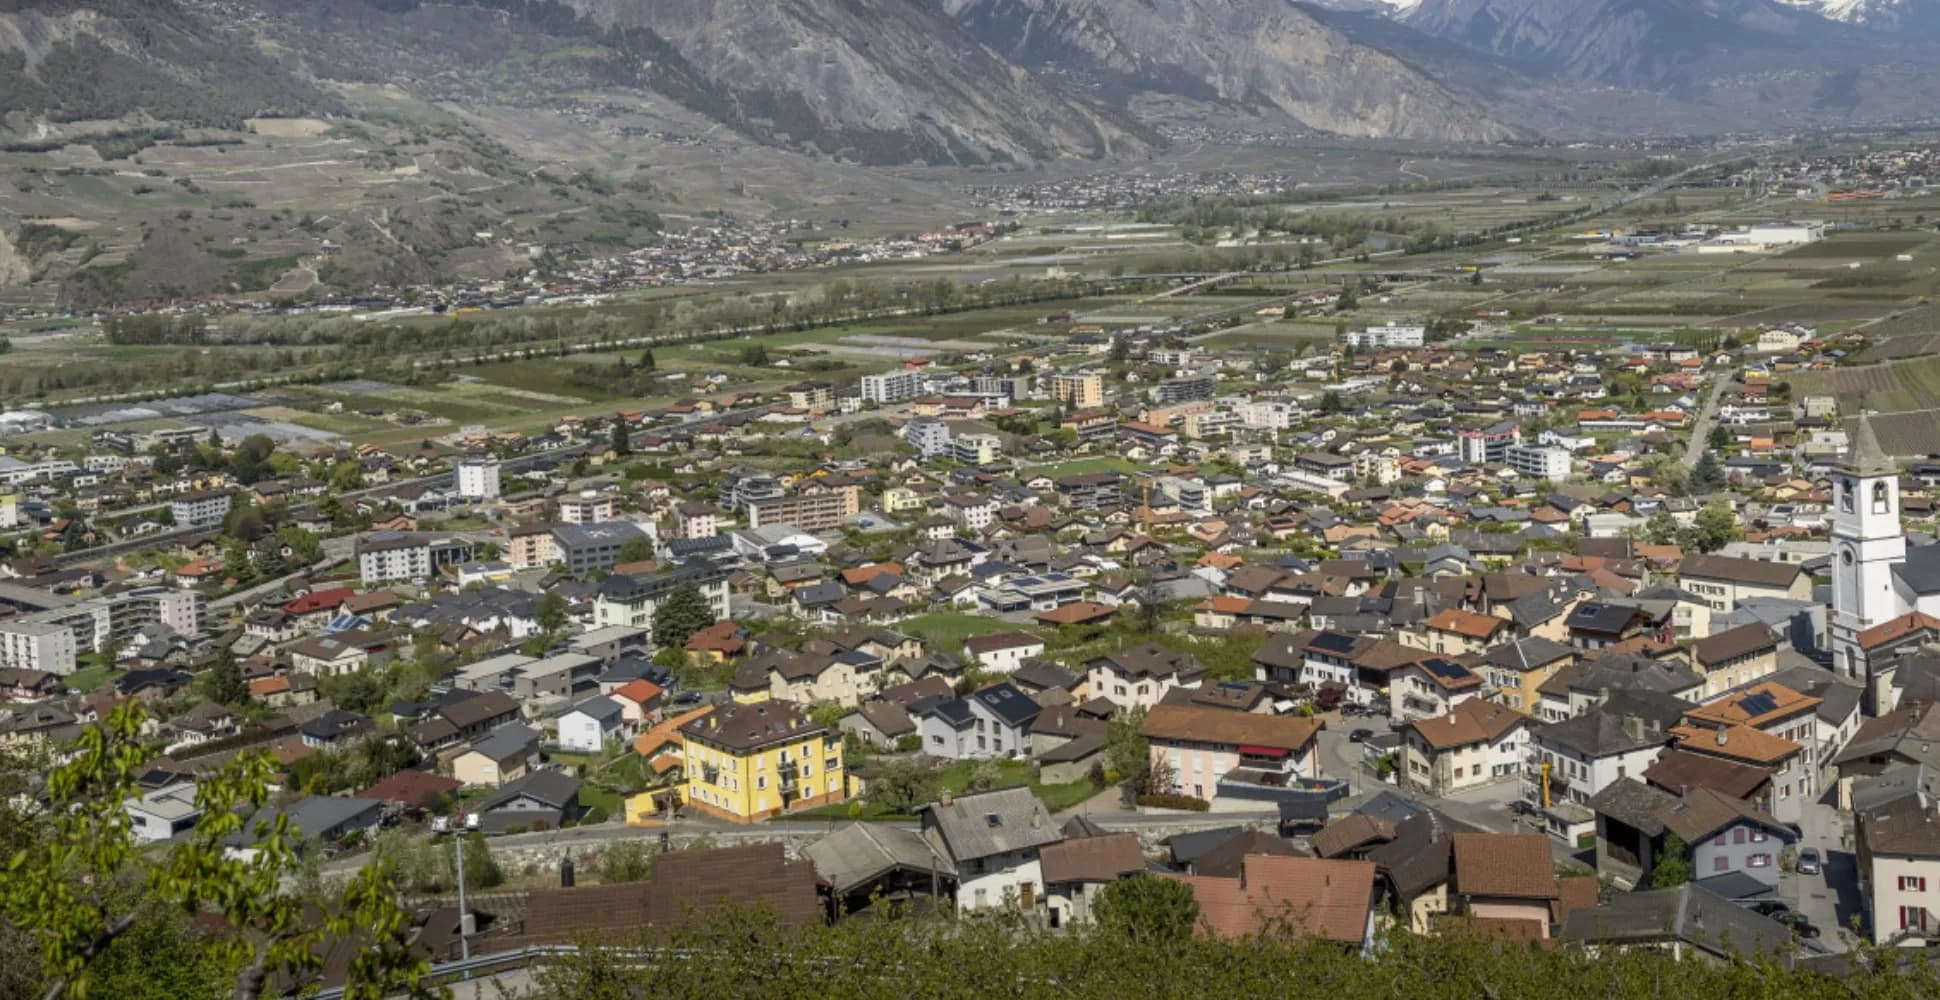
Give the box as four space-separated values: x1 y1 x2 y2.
1776 912 1820 938
672 691 704 707
1797 847 1822 875
1509 800 1541 817
1746 900 1791 918
1348 728 1374 743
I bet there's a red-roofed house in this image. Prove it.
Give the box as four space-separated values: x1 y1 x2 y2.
611 679 666 726
283 587 355 620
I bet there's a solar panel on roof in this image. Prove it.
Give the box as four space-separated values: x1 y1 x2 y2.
1424 659 1471 680
1312 633 1357 654
1736 692 1779 716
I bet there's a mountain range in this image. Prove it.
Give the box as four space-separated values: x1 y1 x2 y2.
2 0 1940 165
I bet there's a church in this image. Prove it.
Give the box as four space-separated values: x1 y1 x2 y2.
1828 413 1940 714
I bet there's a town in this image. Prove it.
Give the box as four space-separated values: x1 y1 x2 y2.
12 145 1940 997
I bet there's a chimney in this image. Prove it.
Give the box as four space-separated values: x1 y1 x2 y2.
1715 725 1729 747
940 789 953 807
1622 715 1643 742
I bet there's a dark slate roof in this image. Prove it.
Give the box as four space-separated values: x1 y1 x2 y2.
1561 882 1798 963
970 682 1041 728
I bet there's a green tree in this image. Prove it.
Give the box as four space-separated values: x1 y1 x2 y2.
610 421 631 456
617 537 655 564
638 348 656 371
1094 874 1201 944
1681 499 1742 554
1707 424 1733 450
1108 337 1130 363
536 591 571 634
1689 449 1726 494
1642 510 1680 547
867 756 940 815
1319 390 1343 414
202 648 247 706
651 582 715 650
1105 709 1149 783
598 840 658 884
0 702 430 1000
1648 833 1693 888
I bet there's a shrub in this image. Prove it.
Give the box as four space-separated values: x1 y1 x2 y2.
582 806 610 825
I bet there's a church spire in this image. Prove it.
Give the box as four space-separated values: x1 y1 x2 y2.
1840 406 1893 478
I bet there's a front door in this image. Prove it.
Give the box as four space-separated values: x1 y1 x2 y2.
1018 882 1036 909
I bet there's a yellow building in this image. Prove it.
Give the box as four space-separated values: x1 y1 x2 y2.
881 487 927 514
680 700 844 822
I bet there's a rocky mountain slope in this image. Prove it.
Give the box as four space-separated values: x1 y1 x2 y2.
941 0 1516 141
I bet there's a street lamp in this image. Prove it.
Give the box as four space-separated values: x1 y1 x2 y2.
434 811 481 961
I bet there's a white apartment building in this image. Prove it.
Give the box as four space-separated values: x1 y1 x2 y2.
455 457 502 501
860 370 924 405
169 490 232 527
557 490 615 525
1341 324 1426 349
0 621 78 675
1505 443 1573 481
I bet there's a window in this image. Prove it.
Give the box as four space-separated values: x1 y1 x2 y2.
1902 907 1930 932
1748 854 1771 868
1903 876 1929 892
756 775 767 791
1875 480 1891 515
1714 856 1729 873
1734 828 1747 845
932 735 945 746
803 763 813 777
1841 479 1854 513
1750 830 1768 843
1714 834 1726 847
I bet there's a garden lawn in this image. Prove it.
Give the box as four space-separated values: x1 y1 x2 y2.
900 612 1018 650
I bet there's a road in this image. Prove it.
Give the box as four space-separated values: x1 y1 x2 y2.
1786 795 1862 952
1680 371 1734 471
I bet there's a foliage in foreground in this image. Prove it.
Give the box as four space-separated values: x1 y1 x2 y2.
534 907 1940 1000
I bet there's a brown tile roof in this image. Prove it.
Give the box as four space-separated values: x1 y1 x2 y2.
1641 750 1772 801
1554 875 1601 924
514 843 819 944
1425 608 1509 640
1310 814 1397 859
1039 833 1147 884
1407 699 1528 751
1139 704 1321 752
1451 833 1559 900
634 705 715 758
1035 601 1116 626
356 769 462 809
1189 830 1309 878
1692 623 1778 667
1681 682 1819 729
1676 554 1802 589
1670 723 1798 765
1171 855 1375 944
682 700 828 754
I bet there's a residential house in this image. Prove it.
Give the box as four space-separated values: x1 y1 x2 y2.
1589 778 1794 891
1087 642 1207 712
681 700 844 823
1170 855 1378 947
1039 832 1147 929
1677 554 1811 612
1401 700 1529 798
919 787 1063 913
450 724 541 788
1141 704 1322 809
916 682 1042 761
557 696 629 753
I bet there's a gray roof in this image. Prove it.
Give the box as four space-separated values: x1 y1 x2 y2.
1892 543 1940 596
802 822 947 895
921 787 1061 864
229 796 382 846
1561 882 1798 963
970 682 1041 728
1479 636 1574 673
464 724 541 762
481 769 582 812
1838 412 1894 478
561 696 624 725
